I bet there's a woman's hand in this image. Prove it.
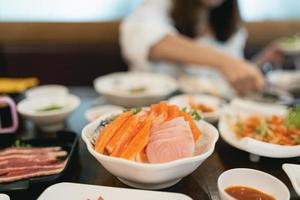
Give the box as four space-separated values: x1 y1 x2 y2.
253 43 285 67
220 58 265 95
147 34 265 95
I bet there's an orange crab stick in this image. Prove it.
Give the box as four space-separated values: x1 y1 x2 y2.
120 119 152 160
106 115 139 155
167 105 180 121
95 111 133 153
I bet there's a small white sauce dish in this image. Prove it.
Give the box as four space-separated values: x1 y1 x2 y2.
25 85 69 98
168 94 225 123
17 94 80 132
94 72 178 107
218 168 290 200
282 163 300 197
82 113 219 190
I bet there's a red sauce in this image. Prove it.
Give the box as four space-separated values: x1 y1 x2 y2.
225 185 276 200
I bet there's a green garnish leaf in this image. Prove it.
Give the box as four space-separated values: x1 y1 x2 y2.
181 107 202 121
36 104 63 112
128 87 146 94
191 111 202 121
12 139 31 147
123 107 142 115
286 105 300 130
182 107 188 113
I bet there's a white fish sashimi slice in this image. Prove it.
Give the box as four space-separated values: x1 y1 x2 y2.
150 123 188 136
147 117 195 163
147 136 195 163
149 125 192 143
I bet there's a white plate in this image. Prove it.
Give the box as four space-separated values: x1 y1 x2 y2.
168 94 225 123
178 75 235 99
282 163 300 196
37 182 192 200
267 70 300 91
218 99 300 158
85 105 124 122
94 72 178 107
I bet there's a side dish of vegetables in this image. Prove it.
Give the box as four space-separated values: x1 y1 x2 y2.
233 106 300 146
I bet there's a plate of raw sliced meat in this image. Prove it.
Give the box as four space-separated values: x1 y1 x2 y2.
0 131 78 192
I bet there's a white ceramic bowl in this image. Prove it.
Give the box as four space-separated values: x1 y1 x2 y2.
169 94 225 123
218 168 290 200
25 85 69 98
82 114 219 190
218 99 300 158
17 94 80 132
94 72 178 107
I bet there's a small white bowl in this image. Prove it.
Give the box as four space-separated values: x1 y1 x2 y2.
94 72 178 107
218 168 290 200
85 105 124 122
168 94 224 123
25 85 69 98
0 194 10 200
82 114 219 190
17 94 80 132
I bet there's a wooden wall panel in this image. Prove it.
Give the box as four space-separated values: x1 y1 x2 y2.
0 20 299 85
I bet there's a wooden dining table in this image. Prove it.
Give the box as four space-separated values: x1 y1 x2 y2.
6 86 300 200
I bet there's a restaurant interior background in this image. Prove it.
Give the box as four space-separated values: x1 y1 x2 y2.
0 0 299 85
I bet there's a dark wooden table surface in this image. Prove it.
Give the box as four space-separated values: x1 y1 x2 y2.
6 87 300 200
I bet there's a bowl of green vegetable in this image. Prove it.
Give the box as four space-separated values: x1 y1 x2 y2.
17 94 80 132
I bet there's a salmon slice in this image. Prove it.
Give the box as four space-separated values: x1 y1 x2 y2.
95 111 133 153
167 105 180 121
106 115 139 155
179 111 201 141
120 119 152 160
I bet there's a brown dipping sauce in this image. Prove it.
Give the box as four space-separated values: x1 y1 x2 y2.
225 186 275 200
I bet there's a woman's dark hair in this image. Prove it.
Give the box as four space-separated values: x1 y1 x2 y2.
171 0 240 42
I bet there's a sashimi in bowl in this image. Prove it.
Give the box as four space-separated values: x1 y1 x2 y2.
82 102 219 189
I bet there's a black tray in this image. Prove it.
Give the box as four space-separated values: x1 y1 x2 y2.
0 130 78 192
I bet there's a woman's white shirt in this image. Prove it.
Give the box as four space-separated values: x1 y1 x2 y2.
120 0 248 77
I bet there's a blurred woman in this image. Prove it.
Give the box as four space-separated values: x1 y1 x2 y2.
120 0 268 95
